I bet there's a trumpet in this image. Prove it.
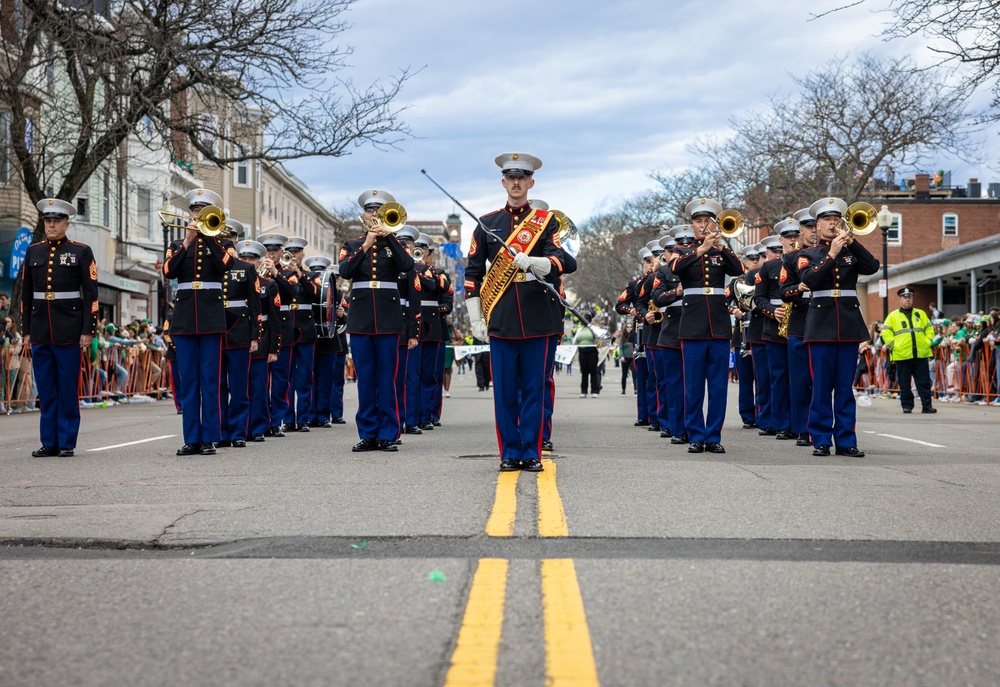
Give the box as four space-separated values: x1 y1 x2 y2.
158 205 228 237
715 209 744 239
648 299 664 324
279 251 295 269
257 263 270 278
841 201 878 236
410 246 425 262
359 202 407 234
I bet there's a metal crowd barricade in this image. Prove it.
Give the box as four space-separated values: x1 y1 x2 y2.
853 340 997 403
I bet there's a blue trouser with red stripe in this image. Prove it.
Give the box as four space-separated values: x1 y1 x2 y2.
405 342 421 427
395 344 408 428
490 336 549 463
787 336 811 435
650 346 670 430
248 357 270 437
680 338 730 445
663 346 686 437
221 347 251 442
351 333 400 441
313 349 335 423
737 350 755 425
288 342 314 426
432 342 446 421
766 341 790 432
751 343 772 431
332 353 347 420
543 333 559 441
173 334 223 445
808 342 859 449
633 354 649 422
269 346 291 430
32 343 82 450
419 341 442 425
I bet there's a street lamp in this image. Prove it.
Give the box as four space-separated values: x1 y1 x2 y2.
877 204 894 320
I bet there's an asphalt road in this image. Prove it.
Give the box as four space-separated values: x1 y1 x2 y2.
2 367 1000 686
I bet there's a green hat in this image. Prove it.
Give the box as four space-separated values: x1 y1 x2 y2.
105 323 116 332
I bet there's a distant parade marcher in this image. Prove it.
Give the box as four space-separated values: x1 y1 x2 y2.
339 189 415 452
424 239 453 427
22 198 99 457
304 255 341 428
416 233 452 430
235 240 280 442
636 239 667 433
393 226 422 436
163 188 232 456
726 243 763 430
330 299 349 425
783 208 819 446
283 236 319 431
650 232 685 441
798 197 880 457
881 286 937 415
615 248 654 426
464 152 564 472
671 198 743 453
217 221 261 449
260 232 294 437
754 229 795 441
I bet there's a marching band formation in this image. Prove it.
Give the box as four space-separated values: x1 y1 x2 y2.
20 150 883 467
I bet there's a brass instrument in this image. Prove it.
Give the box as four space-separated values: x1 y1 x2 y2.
257 263 270 278
359 202 407 234
715 209 745 239
552 210 578 243
777 302 793 338
733 279 755 358
648 299 664 324
279 251 295 269
157 205 227 237
410 246 425 263
842 201 878 236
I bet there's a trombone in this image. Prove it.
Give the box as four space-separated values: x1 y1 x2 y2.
841 202 878 236
158 205 228 237
714 209 744 239
359 202 407 233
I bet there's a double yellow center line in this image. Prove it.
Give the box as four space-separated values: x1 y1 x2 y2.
444 459 600 686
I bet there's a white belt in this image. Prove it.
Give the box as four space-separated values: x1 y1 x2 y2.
353 281 398 290
801 292 811 298
667 301 683 308
420 300 440 307
279 305 291 311
33 291 80 300
770 299 783 305
176 281 222 291
812 289 857 298
224 300 247 308
691 287 726 296
400 299 409 307
261 314 268 321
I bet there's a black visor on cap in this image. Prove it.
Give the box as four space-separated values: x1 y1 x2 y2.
780 231 801 237
363 203 383 210
816 210 842 218
800 219 818 226
42 212 69 219
745 253 762 259
690 210 716 219
501 169 532 177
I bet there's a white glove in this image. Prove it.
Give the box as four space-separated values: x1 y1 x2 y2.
466 296 488 341
511 251 551 276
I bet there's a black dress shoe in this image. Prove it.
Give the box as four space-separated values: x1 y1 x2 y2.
58 449 75 457
660 429 672 438
902 408 912 414
521 457 544 472
758 428 777 436
379 440 398 452
199 443 216 455
775 429 795 440
921 407 937 414
795 433 812 447
742 421 757 429
670 434 689 445
432 419 441 427
307 420 321 428
706 442 726 454
499 457 520 472
688 441 705 453
231 440 246 448
648 424 661 432
541 439 554 452
319 420 333 428
835 446 866 457
297 425 310 433
331 417 347 424
270 427 285 438
176 443 201 456
403 425 423 435
813 444 831 456
32 446 60 457
418 423 435 431
634 419 650 427
250 434 266 442
352 438 380 452
216 440 233 448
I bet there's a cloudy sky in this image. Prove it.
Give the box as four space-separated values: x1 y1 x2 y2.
284 0 998 251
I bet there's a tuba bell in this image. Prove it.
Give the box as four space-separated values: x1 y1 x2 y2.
715 209 744 239
843 202 878 236
552 210 578 243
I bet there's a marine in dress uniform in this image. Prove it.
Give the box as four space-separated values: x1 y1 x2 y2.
393 226 422 436
283 236 319 431
726 243 763 430
651 232 687 442
464 152 564 472
671 198 744 453
259 232 294 437
783 209 819 446
741 242 771 435
305 256 346 428
424 239 453 426
881 287 937 415
163 188 232 455
798 197 881 457
218 222 262 448
415 233 449 430
636 239 668 434
22 198 99 457
330 300 349 425
754 226 800 441
235 240 280 442
615 249 655 426
339 189 415 451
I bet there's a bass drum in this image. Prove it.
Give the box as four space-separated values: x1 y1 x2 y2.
315 268 341 338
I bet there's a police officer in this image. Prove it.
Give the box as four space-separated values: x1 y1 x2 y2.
754 229 795 440
259 232 294 437
726 243 762 430
283 236 319 431
22 198 99 457
304 256 339 428
881 286 937 414
163 188 232 456
799 197 881 457
651 231 686 442
235 240 280 442
615 248 655 426
464 152 564 472
671 198 743 453
218 221 261 448
393 226 422 436
416 233 449 430
339 189 415 451
783 211 817 446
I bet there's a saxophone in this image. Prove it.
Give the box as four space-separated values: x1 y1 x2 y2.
777 302 793 338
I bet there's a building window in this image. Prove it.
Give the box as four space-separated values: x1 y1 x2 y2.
102 170 111 227
235 158 249 187
76 181 90 222
0 109 10 185
138 189 153 240
943 213 958 237
198 114 218 161
887 213 901 245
